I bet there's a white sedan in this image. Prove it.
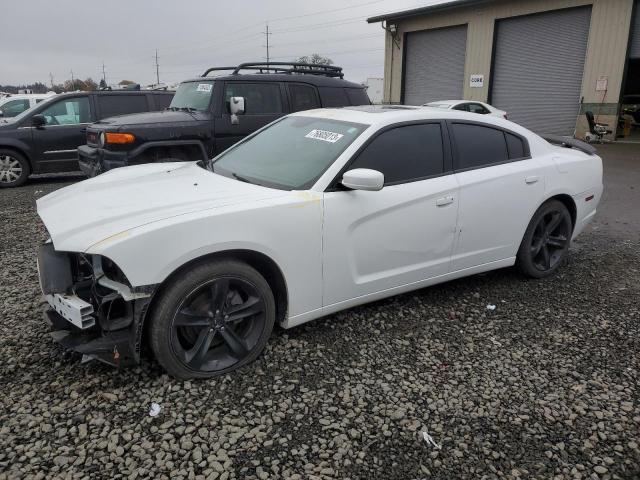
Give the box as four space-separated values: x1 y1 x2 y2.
424 100 508 119
37 106 602 379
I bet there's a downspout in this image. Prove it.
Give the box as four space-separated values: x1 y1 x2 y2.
382 21 400 104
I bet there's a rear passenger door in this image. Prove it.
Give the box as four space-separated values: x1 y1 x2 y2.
449 121 545 270
214 82 286 153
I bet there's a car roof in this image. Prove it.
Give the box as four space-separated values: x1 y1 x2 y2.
180 74 364 89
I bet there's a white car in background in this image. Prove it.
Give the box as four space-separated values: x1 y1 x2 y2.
0 93 56 118
36 105 602 379
424 100 508 119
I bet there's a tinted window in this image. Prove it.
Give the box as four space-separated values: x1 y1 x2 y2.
349 124 444 185
452 103 467 111
1 99 30 117
40 97 91 125
345 88 369 106
318 87 349 107
506 132 526 159
225 83 282 114
289 84 320 112
467 103 489 114
98 95 148 118
154 93 173 110
452 123 508 170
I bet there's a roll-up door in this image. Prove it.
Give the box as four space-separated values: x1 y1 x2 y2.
630 0 640 58
490 7 591 135
403 25 467 105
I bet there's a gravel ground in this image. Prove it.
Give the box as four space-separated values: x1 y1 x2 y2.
1 146 639 479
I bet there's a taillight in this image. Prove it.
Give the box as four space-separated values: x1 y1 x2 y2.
104 132 136 144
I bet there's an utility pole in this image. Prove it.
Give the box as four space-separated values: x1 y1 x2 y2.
70 69 75 90
102 62 107 85
49 72 54 89
155 50 160 85
264 23 272 63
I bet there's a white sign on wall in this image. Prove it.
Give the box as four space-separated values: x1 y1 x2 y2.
470 74 484 88
596 75 608 92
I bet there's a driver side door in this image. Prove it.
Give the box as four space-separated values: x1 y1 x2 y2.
322 122 459 309
32 95 94 173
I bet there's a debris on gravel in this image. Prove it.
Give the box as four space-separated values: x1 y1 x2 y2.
0 175 638 479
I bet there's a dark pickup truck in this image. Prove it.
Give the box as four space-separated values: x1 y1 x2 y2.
78 62 371 177
0 90 174 187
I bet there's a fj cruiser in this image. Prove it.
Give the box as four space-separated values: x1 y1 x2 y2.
77 62 371 176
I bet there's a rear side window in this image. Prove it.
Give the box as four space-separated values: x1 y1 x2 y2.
225 83 282 114
506 132 526 159
452 123 508 170
289 84 320 112
467 103 490 114
348 123 444 185
98 95 148 118
153 93 173 110
345 88 369 106
318 87 349 107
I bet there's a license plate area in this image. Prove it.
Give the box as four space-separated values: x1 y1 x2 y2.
45 294 95 330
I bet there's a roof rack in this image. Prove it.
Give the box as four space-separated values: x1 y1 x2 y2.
202 62 344 79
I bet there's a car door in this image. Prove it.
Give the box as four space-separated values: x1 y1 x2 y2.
31 95 94 173
214 82 287 153
322 122 459 307
448 121 545 271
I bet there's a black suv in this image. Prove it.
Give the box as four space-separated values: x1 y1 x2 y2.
77 62 370 177
0 90 174 187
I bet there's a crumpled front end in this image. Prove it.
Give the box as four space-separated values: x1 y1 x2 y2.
37 242 157 367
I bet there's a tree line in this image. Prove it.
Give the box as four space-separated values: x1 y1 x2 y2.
0 78 137 94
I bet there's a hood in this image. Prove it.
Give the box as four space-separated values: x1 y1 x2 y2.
37 162 288 252
93 109 209 129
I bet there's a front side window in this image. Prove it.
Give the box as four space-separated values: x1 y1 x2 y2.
224 83 283 114
40 97 91 125
169 81 214 111
348 123 444 185
452 123 508 170
289 84 320 112
1 99 30 117
213 116 367 190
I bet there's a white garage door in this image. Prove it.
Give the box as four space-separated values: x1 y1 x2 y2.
490 7 591 135
403 25 468 105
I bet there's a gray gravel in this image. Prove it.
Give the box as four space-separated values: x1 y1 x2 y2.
1 152 639 479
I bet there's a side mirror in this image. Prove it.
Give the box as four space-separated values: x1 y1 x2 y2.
32 114 46 128
229 96 245 125
341 168 384 191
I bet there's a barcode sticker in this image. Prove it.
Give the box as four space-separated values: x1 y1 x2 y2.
305 129 344 143
196 83 212 92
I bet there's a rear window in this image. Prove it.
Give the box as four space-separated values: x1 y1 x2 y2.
345 88 369 106
98 95 149 119
452 123 508 170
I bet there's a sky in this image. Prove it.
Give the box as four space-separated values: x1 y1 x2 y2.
0 0 446 87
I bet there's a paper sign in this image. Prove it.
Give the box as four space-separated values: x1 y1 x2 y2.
596 76 608 92
305 129 344 143
196 83 212 92
470 74 484 88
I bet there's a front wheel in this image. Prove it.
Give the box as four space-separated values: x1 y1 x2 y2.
149 260 275 379
516 200 573 278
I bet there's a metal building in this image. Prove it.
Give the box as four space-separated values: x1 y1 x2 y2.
368 0 640 142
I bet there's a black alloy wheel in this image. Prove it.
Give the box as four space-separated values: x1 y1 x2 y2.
517 199 573 278
150 260 275 379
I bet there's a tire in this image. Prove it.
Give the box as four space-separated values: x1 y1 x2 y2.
516 199 573 278
0 149 30 188
149 260 275 379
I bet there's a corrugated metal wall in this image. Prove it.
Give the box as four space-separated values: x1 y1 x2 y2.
630 0 640 58
490 7 592 135
403 25 468 105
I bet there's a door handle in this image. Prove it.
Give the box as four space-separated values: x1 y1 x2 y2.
436 195 454 206
525 175 540 184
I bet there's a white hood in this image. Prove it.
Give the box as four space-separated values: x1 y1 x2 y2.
37 162 287 252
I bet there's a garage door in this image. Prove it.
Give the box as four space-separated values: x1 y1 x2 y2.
490 7 591 135
630 0 640 58
403 25 467 105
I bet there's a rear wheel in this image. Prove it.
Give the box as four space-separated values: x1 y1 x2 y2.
516 200 573 278
0 149 30 188
149 260 275 379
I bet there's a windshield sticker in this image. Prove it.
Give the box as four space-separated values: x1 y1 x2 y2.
196 83 212 92
305 129 344 143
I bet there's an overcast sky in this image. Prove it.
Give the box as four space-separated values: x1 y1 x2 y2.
0 0 446 87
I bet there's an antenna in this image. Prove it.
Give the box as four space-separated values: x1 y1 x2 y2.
155 50 160 85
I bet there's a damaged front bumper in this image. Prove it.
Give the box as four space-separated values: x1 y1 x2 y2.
37 242 157 367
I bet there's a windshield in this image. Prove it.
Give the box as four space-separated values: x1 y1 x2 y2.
212 116 368 190
169 81 215 111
